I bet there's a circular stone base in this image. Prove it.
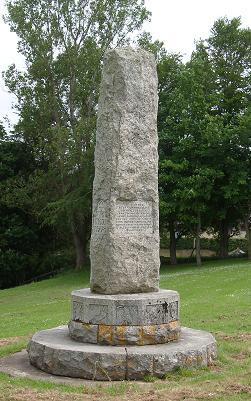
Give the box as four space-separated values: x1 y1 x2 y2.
27 326 217 381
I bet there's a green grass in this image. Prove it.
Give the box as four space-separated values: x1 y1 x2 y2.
0 269 90 338
160 259 251 334
0 258 250 400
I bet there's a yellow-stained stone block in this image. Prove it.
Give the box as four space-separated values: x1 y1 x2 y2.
141 325 157 345
167 331 179 341
77 321 181 346
169 320 179 330
98 325 113 345
114 326 127 345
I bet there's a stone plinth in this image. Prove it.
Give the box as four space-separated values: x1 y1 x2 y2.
71 289 179 325
90 48 159 295
68 289 180 346
28 326 217 381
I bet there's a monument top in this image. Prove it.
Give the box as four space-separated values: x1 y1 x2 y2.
90 47 160 295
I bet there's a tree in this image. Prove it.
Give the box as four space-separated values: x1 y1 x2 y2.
158 17 251 263
137 34 187 265
0 128 58 288
201 17 251 257
157 53 184 265
4 0 150 269
158 50 217 266
233 109 251 259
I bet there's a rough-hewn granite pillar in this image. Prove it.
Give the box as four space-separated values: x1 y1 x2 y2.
90 48 159 295
27 48 217 380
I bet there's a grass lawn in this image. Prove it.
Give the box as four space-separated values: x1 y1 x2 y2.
0 258 250 400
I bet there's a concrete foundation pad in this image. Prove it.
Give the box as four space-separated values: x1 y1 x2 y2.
27 326 217 381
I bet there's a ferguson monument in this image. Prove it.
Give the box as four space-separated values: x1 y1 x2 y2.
27 48 217 380
90 47 159 294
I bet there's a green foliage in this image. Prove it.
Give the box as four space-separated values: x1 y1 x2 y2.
0 250 36 289
3 0 150 270
160 236 249 253
138 31 167 61
158 17 251 259
0 137 60 289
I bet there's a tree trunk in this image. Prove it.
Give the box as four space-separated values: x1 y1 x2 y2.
244 214 251 260
219 219 229 258
195 212 202 266
72 229 86 270
71 221 89 270
169 220 177 265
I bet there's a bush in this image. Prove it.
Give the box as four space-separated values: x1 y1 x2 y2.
0 248 75 289
0 250 38 289
160 234 248 253
39 249 75 274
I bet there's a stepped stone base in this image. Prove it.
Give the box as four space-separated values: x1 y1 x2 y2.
69 289 181 346
27 326 217 381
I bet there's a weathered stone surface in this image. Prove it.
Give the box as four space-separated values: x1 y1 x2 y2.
90 47 159 294
68 321 98 344
71 288 179 325
69 320 180 346
27 326 217 381
126 327 217 380
28 326 126 381
98 325 113 345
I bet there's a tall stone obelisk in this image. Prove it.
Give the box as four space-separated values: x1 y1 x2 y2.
68 48 181 347
27 48 217 381
90 48 160 294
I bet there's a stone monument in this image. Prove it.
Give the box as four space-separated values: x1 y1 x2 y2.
27 48 217 380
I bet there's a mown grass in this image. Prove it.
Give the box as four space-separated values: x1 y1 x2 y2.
0 258 250 401
160 259 251 334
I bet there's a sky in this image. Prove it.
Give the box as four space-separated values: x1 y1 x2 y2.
1 0 251 128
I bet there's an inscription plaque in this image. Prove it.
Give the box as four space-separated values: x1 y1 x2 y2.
115 201 153 236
